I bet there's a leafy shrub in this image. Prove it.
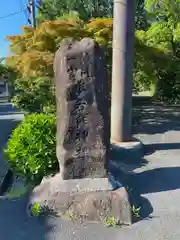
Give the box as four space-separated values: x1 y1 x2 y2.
12 76 55 113
42 103 56 114
4 113 58 184
155 60 180 104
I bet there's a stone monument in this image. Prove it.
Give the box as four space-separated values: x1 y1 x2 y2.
54 38 110 180
28 38 131 225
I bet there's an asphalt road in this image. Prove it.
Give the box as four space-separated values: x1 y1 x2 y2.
1 103 180 239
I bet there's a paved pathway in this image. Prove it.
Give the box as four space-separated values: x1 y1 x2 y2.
1 103 180 239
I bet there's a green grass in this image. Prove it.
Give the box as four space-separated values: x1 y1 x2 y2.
30 202 55 217
103 216 120 228
31 203 42 216
132 205 141 219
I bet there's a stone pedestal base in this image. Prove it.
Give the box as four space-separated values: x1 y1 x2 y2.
111 139 143 163
28 174 132 225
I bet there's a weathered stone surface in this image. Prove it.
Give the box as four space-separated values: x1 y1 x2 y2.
53 38 110 180
28 173 131 225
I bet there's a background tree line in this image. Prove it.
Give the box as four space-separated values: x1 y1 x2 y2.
2 0 180 111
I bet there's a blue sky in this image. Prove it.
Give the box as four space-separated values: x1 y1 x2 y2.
0 0 29 58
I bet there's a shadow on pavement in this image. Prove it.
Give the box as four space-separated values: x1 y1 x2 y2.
144 142 180 156
0 103 16 111
0 119 21 145
130 167 180 195
132 105 180 135
0 195 55 240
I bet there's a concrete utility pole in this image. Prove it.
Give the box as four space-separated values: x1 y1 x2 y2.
111 0 135 142
29 0 36 28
